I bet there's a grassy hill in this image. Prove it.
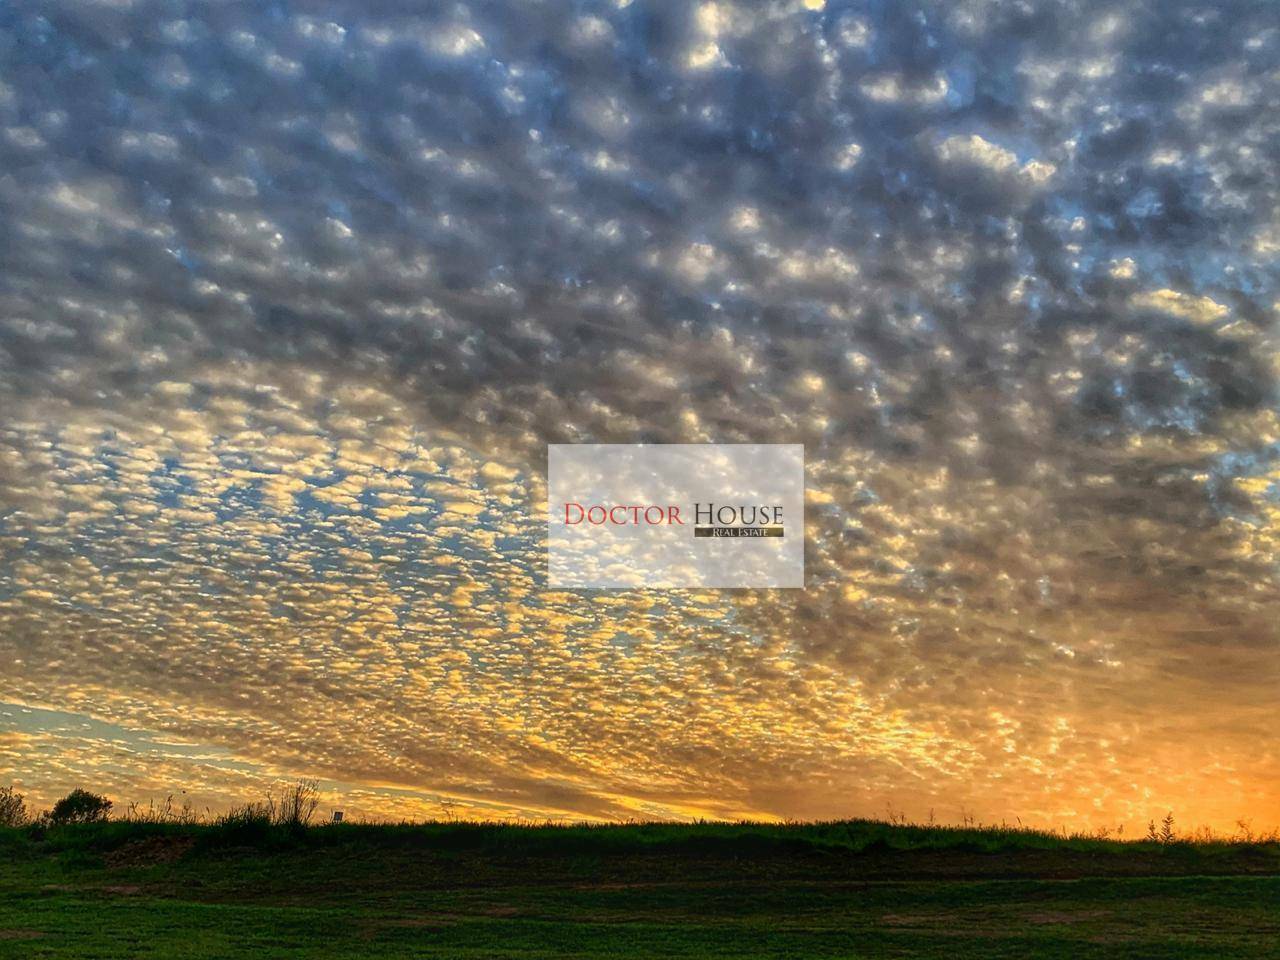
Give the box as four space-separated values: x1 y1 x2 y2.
2 819 1277 958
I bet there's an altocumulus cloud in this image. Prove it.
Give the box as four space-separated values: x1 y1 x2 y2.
0 0 1277 827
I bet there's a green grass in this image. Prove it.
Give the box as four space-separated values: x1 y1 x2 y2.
1 820 1277 958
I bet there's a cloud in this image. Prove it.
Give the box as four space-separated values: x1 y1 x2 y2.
935 134 1057 184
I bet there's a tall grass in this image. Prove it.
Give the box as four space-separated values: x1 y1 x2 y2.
207 780 320 845
3 781 1277 857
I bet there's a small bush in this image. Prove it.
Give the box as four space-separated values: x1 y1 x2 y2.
209 803 274 847
1146 812 1178 844
0 786 28 827
49 789 113 825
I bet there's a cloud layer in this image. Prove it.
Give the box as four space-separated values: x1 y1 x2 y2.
1 0 1277 828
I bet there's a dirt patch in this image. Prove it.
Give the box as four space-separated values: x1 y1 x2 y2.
572 881 677 891
1026 910 1109 925
881 909 1113 933
879 913 951 927
39 882 143 897
362 917 458 940
104 835 195 868
0 930 44 941
479 905 522 917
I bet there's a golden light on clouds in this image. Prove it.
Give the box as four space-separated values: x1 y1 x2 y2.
3 358 1277 829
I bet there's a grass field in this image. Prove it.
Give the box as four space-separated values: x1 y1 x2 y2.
1 819 1277 958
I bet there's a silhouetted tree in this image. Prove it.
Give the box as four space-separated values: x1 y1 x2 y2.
49 789 112 825
0 786 27 827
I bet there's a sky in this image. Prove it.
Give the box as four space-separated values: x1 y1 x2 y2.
1 0 1277 831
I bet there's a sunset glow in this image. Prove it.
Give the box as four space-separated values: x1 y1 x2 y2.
1 1 1277 835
